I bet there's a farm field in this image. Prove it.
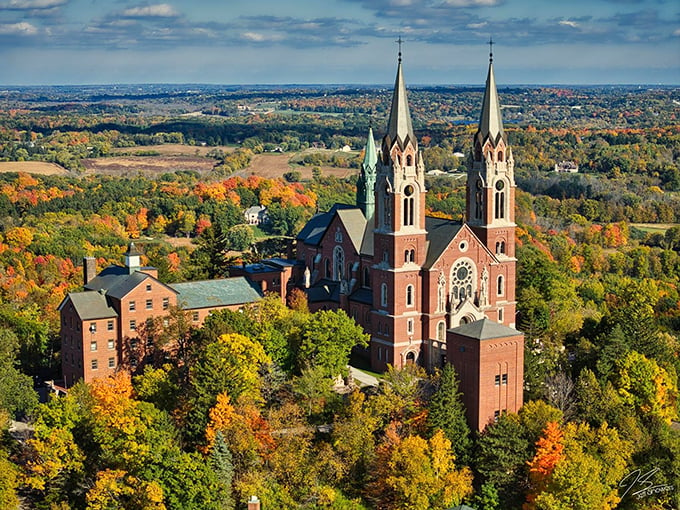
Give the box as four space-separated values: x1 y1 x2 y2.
109 143 235 156
81 155 217 176
0 161 68 175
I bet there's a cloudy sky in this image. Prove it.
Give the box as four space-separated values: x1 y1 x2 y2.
0 0 678 85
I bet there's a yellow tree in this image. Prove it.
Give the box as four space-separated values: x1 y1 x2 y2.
86 469 166 510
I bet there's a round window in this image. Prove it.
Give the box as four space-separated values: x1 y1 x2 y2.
495 180 505 191
404 185 414 197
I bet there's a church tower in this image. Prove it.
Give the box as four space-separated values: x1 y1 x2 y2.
371 44 427 370
466 43 517 327
356 127 377 221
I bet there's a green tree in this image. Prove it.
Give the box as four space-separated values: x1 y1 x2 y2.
425 364 471 465
294 310 368 377
475 412 531 507
224 224 254 252
210 432 235 510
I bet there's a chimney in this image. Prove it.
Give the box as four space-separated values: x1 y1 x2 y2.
247 496 261 510
83 257 97 285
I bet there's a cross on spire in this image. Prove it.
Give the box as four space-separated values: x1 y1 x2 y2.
488 36 494 63
396 35 403 63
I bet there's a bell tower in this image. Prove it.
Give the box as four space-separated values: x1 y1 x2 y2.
465 42 517 328
467 40 516 260
371 41 428 370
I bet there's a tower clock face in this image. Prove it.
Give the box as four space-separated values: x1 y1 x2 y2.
495 180 505 191
404 185 414 196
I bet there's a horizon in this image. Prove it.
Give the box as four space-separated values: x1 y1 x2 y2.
1 1 678 86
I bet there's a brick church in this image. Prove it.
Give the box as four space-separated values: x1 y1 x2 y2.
295 49 524 429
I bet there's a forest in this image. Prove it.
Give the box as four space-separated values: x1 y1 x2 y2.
0 83 677 509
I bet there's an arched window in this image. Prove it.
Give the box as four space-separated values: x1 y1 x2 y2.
437 321 446 341
404 250 410 263
475 178 484 220
405 351 415 365
494 180 506 220
406 284 414 307
497 275 504 296
381 283 388 307
498 150 504 162
383 185 391 228
333 246 344 281
324 258 331 278
403 185 415 226
410 249 415 262
363 267 370 287
501 241 506 254
406 154 413 166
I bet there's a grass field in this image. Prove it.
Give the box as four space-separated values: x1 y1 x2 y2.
0 161 68 175
630 223 678 234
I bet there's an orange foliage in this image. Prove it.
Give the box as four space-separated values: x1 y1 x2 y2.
525 421 564 509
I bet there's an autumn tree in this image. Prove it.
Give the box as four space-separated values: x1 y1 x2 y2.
367 429 473 510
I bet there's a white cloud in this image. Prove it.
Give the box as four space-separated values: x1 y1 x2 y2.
673 28 680 37
0 0 65 9
121 3 178 18
467 22 488 29
442 0 500 6
0 21 38 34
559 20 579 28
242 31 266 42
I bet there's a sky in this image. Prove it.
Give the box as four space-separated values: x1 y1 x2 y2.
0 0 678 85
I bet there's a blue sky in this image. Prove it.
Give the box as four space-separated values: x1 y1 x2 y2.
0 0 678 85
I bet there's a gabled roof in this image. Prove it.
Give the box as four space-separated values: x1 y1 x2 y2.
60 292 118 321
336 208 367 254
306 278 340 304
450 318 521 340
423 217 464 269
171 277 262 310
85 267 177 300
296 204 353 246
349 287 373 305
360 221 374 257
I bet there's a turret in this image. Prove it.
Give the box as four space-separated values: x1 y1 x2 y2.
357 127 377 220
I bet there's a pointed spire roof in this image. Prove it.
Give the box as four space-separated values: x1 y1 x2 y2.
386 56 416 149
477 53 505 146
363 127 377 170
124 242 142 257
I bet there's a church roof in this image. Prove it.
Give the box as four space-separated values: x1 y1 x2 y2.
296 204 356 246
386 59 416 150
450 318 521 340
423 217 464 269
363 127 377 170
59 291 118 321
336 208 367 253
306 279 341 303
171 277 262 310
477 60 505 146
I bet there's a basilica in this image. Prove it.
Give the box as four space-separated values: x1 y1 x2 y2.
295 49 524 429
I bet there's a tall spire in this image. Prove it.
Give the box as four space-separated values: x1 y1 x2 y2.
357 126 377 219
386 40 415 149
477 39 505 147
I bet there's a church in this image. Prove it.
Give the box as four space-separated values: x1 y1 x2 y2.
295 48 524 430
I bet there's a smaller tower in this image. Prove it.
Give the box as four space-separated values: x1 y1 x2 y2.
357 127 378 221
124 242 142 274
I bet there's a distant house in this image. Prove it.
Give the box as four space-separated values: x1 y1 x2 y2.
244 205 268 225
58 243 263 386
554 161 579 173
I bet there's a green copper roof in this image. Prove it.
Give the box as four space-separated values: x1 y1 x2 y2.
171 277 262 310
477 61 505 145
363 127 377 170
386 60 416 149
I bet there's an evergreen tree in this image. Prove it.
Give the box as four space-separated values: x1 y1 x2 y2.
210 432 235 510
426 364 472 465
